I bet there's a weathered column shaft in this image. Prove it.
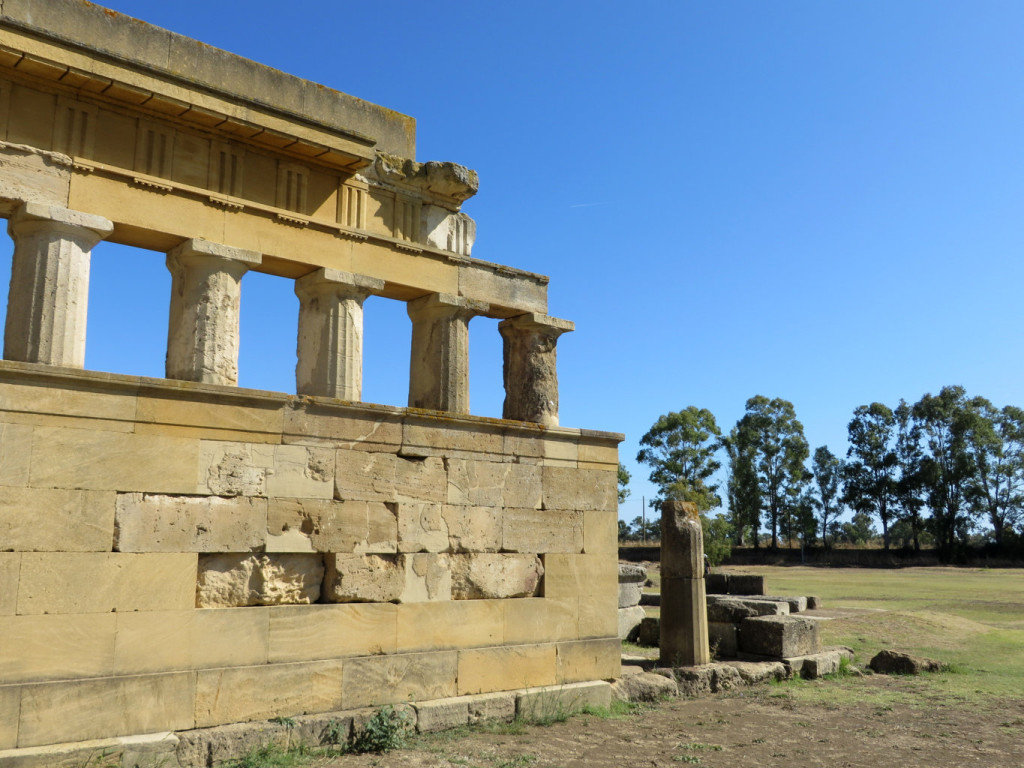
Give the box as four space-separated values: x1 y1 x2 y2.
165 239 261 385
660 500 711 667
498 313 573 426
407 292 488 413
295 268 383 400
4 203 113 368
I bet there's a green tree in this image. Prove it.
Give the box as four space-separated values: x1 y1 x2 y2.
914 386 975 556
838 511 876 545
810 445 843 549
617 518 631 541
703 513 734 566
893 399 928 551
843 403 898 549
964 400 1024 546
636 407 722 511
736 396 809 549
617 463 631 505
629 515 660 542
722 427 761 547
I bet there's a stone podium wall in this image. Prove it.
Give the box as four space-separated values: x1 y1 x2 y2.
0 361 621 749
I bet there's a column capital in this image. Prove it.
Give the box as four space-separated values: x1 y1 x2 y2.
407 292 489 322
498 313 574 338
294 268 384 302
167 238 262 272
9 202 113 246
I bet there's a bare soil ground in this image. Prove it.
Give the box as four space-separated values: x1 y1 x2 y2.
311 676 1024 768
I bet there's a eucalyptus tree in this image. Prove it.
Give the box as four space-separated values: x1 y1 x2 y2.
913 386 975 555
617 463 631 505
722 426 761 547
893 399 928 551
736 396 809 550
636 407 722 512
963 399 1024 546
810 445 843 549
843 403 898 549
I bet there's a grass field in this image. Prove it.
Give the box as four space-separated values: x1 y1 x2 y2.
718 565 1024 704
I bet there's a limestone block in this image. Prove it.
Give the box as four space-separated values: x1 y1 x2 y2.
619 564 647 583
502 508 583 554
611 672 679 703
709 621 738 658
0 141 71 208
661 501 703 579
451 553 543 600
267 497 398 553
442 505 502 552
738 615 822 659
284 403 402 452
706 596 788 623
16 553 197 615
515 681 611 719
0 613 116 683
0 422 32 487
267 445 334 499
503 431 578 465
394 455 447 502
114 493 266 552
542 467 617 512
0 376 140 423
135 393 285 440
342 650 458 709
465 691 517 723
446 459 542 509
402 553 452 603
16 671 195 748
583 510 618 554
397 501 449 552
165 239 261 386
729 574 767 595
618 605 646 640
268 603 397 662
194 660 344 728
0 487 115 552
334 448 396 500
323 553 404 603
458 644 556 695
618 583 642 609
196 553 323 607
542 554 618 598
723 660 788 685
413 698 470 733
788 648 853 679
0 685 19 749
763 595 808 613
5 202 113 368
396 599 503 653
112 608 270 675
869 649 940 675
401 417 504 460
660 577 710 667
580 590 620 640
503 597 578 644
556 638 622 683
577 441 619 469
197 441 274 496
0 553 20 615
178 720 290 768
705 573 729 594
29 427 199 494
807 595 822 610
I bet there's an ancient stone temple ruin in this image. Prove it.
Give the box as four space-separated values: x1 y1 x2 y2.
0 1 621 762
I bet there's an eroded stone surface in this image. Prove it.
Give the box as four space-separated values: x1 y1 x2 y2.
115 493 266 552
197 553 323 607
323 553 404 603
450 553 543 600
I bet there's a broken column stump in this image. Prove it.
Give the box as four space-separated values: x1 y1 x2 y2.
659 500 710 667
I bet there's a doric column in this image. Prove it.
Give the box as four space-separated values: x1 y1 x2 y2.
295 268 383 400
407 293 488 413
4 202 113 368
659 500 710 667
165 239 261 385
498 313 573 427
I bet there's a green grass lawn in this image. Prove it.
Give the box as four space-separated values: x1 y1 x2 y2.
719 565 1024 704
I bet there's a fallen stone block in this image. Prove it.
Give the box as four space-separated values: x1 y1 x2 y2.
611 671 678 702
708 621 738 658
618 605 646 640
635 616 660 647
618 581 642 608
639 592 660 606
764 595 808 613
738 615 821 658
806 595 822 609
706 596 789 623
869 649 942 675
722 660 788 685
785 648 853 679
618 563 647 583
728 574 766 595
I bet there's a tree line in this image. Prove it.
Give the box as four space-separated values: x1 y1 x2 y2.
624 386 1024 560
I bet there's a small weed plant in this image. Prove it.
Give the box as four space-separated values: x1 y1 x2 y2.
350 705 411 754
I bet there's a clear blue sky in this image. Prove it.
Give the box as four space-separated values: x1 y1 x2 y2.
4 1 1023 524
